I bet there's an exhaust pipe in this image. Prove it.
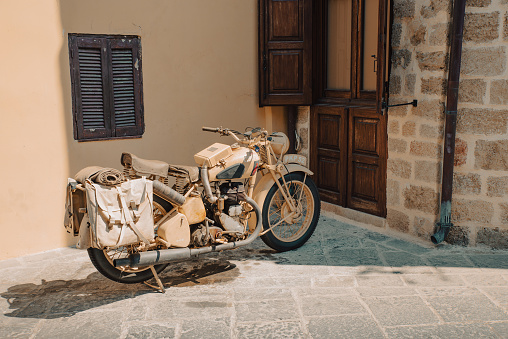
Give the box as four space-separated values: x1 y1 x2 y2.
114 196 263 268
152 180 186 206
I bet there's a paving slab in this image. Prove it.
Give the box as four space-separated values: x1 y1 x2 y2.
1 215 508 338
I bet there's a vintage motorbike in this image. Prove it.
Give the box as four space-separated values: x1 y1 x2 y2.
65 126 320 291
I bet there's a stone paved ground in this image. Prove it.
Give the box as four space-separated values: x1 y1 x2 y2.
2 212 508 338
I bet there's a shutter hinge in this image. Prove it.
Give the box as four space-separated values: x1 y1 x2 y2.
71 49 74 58
263 52 267 71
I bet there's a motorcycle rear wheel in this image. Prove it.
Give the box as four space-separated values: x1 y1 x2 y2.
260 172 320 252
87 195 171 284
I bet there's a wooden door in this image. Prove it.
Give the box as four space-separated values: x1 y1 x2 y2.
311 106 348 205
311 0 389 217
348 107 386 215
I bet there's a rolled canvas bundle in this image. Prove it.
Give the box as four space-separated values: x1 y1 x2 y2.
75 166 125 186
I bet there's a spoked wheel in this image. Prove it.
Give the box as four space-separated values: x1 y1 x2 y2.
260 172 320 252
87 195 171 284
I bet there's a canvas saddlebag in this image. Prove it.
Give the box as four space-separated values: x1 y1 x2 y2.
84 177 155 249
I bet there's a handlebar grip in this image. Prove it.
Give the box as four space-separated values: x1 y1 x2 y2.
202 127 218 132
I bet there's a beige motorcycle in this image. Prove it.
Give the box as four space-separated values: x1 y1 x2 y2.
65 126 320 290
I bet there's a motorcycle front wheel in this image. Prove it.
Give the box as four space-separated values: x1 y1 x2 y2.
260 172 320 252
87 195 170 284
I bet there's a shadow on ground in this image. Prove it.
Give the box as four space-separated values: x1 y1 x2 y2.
3 218 508 319
1 258 238 319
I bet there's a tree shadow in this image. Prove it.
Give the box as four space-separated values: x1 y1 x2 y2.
1 258 238 319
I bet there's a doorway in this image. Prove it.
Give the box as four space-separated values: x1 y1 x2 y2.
310 0 390 217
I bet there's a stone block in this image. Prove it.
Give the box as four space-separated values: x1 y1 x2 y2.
487 176 508 197
459 79 486 104
501 203 508 224
299 127 308 149
404 185 440 214
297 107 309 124
412 100 445 121
453 172 481 195
454 138 468 167
420 124 444 139
466 0 491 6
364 296 439 326
414 216 435 238
429 23 450 46
387 209 410 232
475 140 508 170
405 74 416 95
445 225 470 246
490 80 508 105
410 24 426 46
402 121 416 137
387 179 400 205
392 23 402 47
388 159 412 179
394 0 415 18
388 98 410 116
462 47 506 76
477 227 508 249
392 49 412 69
415 160 442 183
422 77 446 95
464 12 499 42
504 14 508 40
457 108 508 135
390 74 401 94
452 199 494 223
389 138 408 153
421 0 451 18
388 120 400 134
410 141 442 159
417 51 448 71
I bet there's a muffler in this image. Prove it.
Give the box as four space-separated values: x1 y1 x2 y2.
114 196 262 268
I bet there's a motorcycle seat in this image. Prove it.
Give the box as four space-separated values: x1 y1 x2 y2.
121 153 170 177
121 153 200 183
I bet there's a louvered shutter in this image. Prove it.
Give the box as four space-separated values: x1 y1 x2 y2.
109 38 144 137
259 0 312 106
69 35 144 141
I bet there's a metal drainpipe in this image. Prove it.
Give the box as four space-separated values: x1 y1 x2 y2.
431 0 467 244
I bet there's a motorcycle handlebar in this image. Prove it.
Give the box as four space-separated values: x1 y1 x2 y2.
202 127 219 133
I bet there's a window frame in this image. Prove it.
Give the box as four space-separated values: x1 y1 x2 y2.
68 34 144 142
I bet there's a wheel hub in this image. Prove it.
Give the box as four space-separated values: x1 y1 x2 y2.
281 200 303 224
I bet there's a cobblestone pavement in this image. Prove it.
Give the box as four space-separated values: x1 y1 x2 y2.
2 212 508 338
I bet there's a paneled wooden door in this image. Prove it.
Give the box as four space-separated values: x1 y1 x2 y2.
311 0 389 217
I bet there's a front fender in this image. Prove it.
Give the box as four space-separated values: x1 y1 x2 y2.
251 164 313 216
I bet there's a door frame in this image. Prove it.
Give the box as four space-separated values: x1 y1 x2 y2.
310 0 390 217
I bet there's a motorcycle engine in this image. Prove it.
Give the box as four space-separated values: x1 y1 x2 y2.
218 182 247 235
191 182 247 247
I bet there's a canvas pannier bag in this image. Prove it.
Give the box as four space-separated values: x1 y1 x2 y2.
84 177 155 249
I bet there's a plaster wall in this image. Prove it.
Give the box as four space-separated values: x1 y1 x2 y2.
0 0 285 259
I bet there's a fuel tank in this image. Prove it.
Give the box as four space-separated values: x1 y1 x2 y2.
195 144 260 182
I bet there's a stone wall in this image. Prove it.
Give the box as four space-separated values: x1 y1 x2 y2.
388 0 508 247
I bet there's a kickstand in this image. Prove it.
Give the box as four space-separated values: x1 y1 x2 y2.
143 265 166 293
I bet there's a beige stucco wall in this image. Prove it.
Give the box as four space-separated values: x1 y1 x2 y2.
0 0 286 259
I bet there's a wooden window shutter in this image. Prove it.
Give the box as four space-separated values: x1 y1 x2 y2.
69 35 144 141
259 0 312 106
